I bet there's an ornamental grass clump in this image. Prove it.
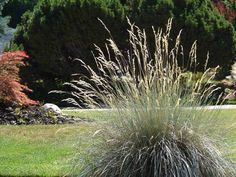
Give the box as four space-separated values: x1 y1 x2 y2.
58 19 236 177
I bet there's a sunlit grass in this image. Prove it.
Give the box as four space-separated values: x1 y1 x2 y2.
0 109 235 176
0 123 96 176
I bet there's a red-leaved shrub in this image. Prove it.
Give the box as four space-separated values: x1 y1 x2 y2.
0 51 38 106
212 0 236 22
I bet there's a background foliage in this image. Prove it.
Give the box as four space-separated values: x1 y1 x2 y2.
10 0 126 104
2 0 38 28
0 51 38 106
0 0 9 34
125 0 236 70
3 0 236 104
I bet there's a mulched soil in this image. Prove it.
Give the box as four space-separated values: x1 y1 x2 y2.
0 106 93 125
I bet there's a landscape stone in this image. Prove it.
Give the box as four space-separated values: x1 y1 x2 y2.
42 103 62 115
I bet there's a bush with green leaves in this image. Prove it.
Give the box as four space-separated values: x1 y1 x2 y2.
59 19 236 177
11 0 126 103
11 0 236 104
2 0 38 28
125 0 236 70
0 0 10 34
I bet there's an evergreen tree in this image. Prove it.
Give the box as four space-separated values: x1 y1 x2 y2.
2 0 38 28
11 0 126 104
0 0 9 35
9 0 236 103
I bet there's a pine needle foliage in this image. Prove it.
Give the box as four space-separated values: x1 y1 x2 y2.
57 19 236 177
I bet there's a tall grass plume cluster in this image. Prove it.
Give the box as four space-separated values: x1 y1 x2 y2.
57 19 236 177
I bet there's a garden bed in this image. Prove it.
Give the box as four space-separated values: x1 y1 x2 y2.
0 106 94 125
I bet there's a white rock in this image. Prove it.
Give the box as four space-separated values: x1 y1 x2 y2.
226 75 232 80
231 62 236 81
42 103 62 115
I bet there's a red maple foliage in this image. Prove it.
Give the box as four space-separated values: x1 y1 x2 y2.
212 0 236 22
0 51 38 106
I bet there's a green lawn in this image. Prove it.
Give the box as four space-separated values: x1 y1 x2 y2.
0 109 235 176
0 123 97 176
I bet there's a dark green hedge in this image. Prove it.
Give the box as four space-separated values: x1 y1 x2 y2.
11 0 126 104
10 0 236 104
2 0 38 28
172 0 236 70
125 0 236 70
0 0 10 34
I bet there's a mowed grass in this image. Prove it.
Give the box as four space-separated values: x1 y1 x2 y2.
0 109 235 176
0 122 98 176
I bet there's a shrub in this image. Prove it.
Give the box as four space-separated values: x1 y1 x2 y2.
0 0 10 34
11 0 236 104
60 20 236 176
2 0 38 28
212 0 236 22
11 0 126 104
0 51 38 106
124 0 236 70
